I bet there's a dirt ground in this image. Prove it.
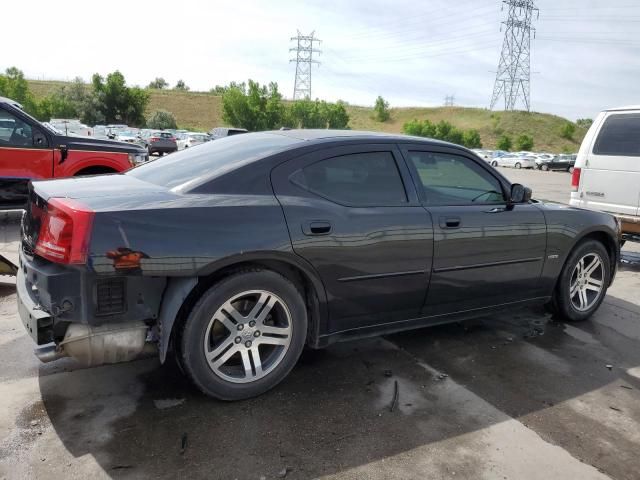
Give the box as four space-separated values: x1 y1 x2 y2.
0 168 639 480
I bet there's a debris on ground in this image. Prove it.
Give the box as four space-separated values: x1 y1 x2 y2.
180 433 188 455
606 364 613 371
389 380 399 412
620 385 633 390
436 373 448 380
154 398 186 410
277 467 291 478
383 370 393 377
609 406 622 412
524 319 546 338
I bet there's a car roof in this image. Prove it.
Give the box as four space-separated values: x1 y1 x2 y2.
0 96 23 109
605 105 640 112
268 129 454 146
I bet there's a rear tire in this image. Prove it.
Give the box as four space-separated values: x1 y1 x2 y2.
552 239 610 322
515 162 522 169
541 164 549 171
179 269 308 400
491 161 498 167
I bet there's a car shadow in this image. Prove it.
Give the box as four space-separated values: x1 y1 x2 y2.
35 296 640 479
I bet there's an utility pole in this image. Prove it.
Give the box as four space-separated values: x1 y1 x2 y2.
490 1 539 111
289 30 322 100
444 95 455 107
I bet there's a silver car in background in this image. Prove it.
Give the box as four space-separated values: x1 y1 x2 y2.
490 153 537 169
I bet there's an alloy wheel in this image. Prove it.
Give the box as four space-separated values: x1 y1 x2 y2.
569 253 604 312
203 290 293 383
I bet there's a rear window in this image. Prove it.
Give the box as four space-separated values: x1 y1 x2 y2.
127 132 300 190
593 114 640 157
159 132 174 139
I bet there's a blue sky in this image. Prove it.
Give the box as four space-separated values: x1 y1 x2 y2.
5 0 640 120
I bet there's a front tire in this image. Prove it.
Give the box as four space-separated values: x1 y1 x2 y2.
179 269 308 400
515 162 522 169
552 240 610 322
491 161 498 167
540 164 549 171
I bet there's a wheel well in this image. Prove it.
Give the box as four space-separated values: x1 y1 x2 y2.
170 260 321 352
579 231 618 270
74 166 118 176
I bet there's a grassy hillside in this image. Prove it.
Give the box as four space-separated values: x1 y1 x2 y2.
27 79 585 152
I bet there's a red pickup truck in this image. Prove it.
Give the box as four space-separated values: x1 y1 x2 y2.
0 96 147 209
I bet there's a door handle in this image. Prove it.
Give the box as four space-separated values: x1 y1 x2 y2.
302 221 332 236
439 216 461 229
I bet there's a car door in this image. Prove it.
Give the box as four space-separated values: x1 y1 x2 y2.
400 146 547 317
0 105 53 207
272 143 434 333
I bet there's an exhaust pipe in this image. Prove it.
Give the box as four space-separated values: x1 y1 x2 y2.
35 321 155 367
34 344 67 363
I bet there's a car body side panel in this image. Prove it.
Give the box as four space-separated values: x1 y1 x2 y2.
534 202 620 295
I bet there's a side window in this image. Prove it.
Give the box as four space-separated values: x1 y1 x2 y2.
408 151 506 205
0 109 34 147
593 114 640 157
292 151 408 206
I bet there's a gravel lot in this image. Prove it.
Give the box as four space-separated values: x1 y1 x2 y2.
0 168 639 480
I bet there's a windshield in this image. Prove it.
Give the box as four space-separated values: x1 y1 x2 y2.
127 132 300 190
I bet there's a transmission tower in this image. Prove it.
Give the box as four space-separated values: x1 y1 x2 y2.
289 31 321 100
490 1 539 111
444 95 455 107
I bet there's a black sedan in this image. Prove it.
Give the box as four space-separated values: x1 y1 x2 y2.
17 131 619 400
536 154 576 172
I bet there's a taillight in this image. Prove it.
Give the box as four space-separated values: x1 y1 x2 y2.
150 137 160 142
571 167 581 192
35 198 94 264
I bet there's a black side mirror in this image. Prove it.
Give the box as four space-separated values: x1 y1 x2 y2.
510 183 532 204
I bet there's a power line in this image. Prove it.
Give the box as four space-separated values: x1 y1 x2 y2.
289 31 322 100
490 0 539 112
444 95 456 106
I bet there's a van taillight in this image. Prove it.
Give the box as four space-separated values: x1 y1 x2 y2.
571 167 581 192
35 198 94 264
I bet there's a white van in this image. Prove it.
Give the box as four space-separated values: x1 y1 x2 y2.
570 105 640 239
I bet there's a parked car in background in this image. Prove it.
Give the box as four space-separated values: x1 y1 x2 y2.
116 130 143 146
210 127 248 139
178 132 209 150
106 124 128 139
491 153 537 169
0 96 146 208
537 154 576 172
146 131 178 156
49 119 92 137
471 149 493 161
17 130 619 400
570 105 640 240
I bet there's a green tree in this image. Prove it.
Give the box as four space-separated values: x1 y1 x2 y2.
515 134 534 151
462 129 482 148
496 135 513 151
148 77 168 89
560 122 576 140
326 101 350 129
92 71 149 125
0 67 39 114
147 110 178 130
222 80 285 131
174 79 189 91
576 118 593 129
373 95 390 122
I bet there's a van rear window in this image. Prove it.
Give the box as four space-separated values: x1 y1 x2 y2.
593 114 640 157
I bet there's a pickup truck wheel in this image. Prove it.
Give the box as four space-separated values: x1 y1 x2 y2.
552 239 610 322
179 269 307 400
